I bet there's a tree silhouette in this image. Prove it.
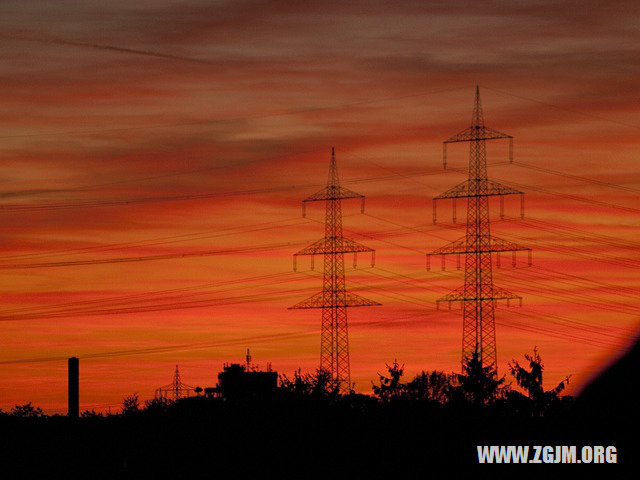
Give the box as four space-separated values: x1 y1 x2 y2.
372 360 405 401
509 347 571 415
452 352 507 405
405 370 456 403
309 368 340 398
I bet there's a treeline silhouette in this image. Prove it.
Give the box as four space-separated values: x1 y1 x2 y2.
0 346 635 478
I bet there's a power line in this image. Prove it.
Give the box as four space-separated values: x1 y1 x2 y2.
359 207 640 307
0 274 313 322
0 330 318 366
0 163 448 212
0 85 471 140
363 267 627 350
359 268 624 350
482 85 640 131
0 241 301 270
512 161 640 195
0 216 311 261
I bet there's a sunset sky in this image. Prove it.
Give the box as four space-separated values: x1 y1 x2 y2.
1 0 640 413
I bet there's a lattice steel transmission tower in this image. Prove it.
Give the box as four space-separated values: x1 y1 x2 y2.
427 86 531 372
290 147 380 393
155 365 196 401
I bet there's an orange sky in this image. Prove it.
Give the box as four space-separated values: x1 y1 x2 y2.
1 1 640 413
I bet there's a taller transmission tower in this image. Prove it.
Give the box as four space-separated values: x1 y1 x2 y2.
427 87 531 372
290 147 380 393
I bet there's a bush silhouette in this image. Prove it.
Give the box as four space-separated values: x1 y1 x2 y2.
10 402 44 417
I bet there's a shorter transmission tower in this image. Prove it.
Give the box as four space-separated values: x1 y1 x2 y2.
290 147 380 393
155 365 196 401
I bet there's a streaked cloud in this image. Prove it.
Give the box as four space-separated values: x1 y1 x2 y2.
0 0 638 412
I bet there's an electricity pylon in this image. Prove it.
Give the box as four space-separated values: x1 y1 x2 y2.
290 147 380 393
154 365 195 401
427 87 531 372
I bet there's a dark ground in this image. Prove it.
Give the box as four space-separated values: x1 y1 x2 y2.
0 395 634 480
2 340 637 479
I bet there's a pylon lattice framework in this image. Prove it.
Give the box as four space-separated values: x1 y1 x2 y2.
428 87 532 373
155 365 196 401
290 148 380 393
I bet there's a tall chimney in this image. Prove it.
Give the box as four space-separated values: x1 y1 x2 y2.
68 357 79 418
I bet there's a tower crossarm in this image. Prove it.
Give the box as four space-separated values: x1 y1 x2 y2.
427 235 531 269
294 236 374 256
429 235 530 256
288 291 381 309
441 88 515 168
444 125 512 144
301 185 366 217
432 179 525 223
436 285 521 304
435 179 522 200
293 236 376 270
303 185 364 203
428 236 467 256
486 236 531 255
